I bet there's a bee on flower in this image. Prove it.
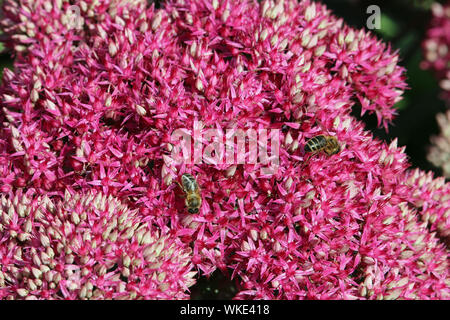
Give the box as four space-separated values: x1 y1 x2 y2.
177 173 202 214
304 135 341 156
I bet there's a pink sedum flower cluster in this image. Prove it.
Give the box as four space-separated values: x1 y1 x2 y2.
422 2 450 179
0 0 448 299
428 110 450 177
422 2 450 101
0 189 196 299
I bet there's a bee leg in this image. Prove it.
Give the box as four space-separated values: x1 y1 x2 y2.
303 150 316 166
174 181 186 196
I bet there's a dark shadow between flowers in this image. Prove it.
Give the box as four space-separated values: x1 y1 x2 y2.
189 270 238 300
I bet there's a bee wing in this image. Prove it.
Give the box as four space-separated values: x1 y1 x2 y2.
182 174 198 192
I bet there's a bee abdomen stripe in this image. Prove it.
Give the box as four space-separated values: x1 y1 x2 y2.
305 136 326 152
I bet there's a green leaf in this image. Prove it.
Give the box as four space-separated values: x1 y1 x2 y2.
378 14 400 39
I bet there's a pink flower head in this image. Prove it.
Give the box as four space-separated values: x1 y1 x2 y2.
0 189 196 299
422 1 450 101
0 0 448 300
428 110 450 177
422 2 450 182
